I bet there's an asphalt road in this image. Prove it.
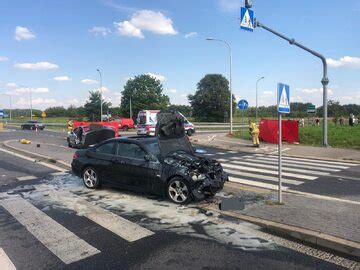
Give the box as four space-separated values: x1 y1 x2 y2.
0 128 359 269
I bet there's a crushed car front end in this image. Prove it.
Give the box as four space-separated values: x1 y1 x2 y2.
164 151 228 200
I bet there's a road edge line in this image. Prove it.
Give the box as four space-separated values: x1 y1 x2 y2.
203 205 360 259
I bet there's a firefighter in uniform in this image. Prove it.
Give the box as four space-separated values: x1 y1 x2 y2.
67 119 74 133
249 120 260 147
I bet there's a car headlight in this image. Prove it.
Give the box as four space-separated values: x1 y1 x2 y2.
191 174 207 181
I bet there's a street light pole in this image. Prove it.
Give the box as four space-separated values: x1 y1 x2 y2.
206 38 233 134
129 97 133 119
97 69 103 122
29 87 33 120
256 76 265 121
255 20 329 147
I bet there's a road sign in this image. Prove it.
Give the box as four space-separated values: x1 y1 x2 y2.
307 104 316 114
41 111 47 118
237 99 249 110
277 83 290 114
240 7 254 32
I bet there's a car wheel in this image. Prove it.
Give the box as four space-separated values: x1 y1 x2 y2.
187 129 192 136
82 167 100 189
123 126 129 131
67 138 72 148
167 177 192 204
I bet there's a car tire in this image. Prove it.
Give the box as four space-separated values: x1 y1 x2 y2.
123 126 129 131
82 167 101 189
167 177 192 204
187 130 192 136
67 138 72 148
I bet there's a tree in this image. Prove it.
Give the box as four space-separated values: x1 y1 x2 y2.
167 105 192 117
84 91 111 121
189 74 236 122
45 106 67 117
121 74 170 119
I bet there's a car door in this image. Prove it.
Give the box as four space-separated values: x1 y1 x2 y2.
89 141 117 184
113 141 159 191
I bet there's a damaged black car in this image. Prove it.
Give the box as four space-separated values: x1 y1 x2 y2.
71 112 228 204
67 124 116 149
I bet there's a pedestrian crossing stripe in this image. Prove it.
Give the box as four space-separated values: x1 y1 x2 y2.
216 153 358 191
0 248 16 270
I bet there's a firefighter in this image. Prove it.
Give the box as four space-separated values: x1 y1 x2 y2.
67 119 74 133
249 120 260 147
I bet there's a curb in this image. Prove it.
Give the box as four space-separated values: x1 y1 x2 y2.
203 205 360 259
2 140 71 170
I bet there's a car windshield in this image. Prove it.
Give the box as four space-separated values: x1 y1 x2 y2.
138 115 147 125
144 140 161 157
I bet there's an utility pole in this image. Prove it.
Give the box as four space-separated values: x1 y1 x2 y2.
129 97 133 119
97 69 103 122
206 38 233 134
29 87 33 120
256 76 265 121
255 20 329 147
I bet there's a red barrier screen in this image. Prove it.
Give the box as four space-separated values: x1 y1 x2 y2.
259 119 299 144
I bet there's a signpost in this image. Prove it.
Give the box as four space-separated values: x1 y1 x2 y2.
277 83 290 204
238 99 249 137
240 7 254 32
307 104 316 114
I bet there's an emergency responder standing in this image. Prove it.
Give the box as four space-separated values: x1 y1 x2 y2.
249 120 260 147
67 119 74 133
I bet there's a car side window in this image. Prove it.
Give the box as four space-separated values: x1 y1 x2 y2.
117 142 146 160
96 142 115 155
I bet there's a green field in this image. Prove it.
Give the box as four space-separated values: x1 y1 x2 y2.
234 122 360 150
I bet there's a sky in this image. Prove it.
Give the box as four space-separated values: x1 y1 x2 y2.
1 0 360 110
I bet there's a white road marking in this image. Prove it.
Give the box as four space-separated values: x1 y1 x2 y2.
0 148 66 172
254 154 359 166
228 160 330 176
221 163 317 180
224 168 303 185
51 172 69 176
0 248 16 270
269 147 290 154
235 156 345 170
0 196 100 264
229 176 288 191
47 192 154 242
16 176 37 181
204 154 215 156
227 151 238 154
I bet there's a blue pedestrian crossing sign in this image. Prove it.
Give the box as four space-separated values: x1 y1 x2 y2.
277 83 290 114
240 7 254 32
238 99 249 110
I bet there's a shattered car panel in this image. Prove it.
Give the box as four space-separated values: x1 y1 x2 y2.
67 125 116 148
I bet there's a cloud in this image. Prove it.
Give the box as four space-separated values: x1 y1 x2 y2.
167 88 177 93
67 99 80 105
146 72 166 82
0 56 9 62
114 10 177 39
114 21 144 38
184 32 198 39
94 86 110 93
53 76 70 81
15 26 36 41
16 97 58 107
14 62 59 70
327 56 360 68
89 26 111 37
81 78 98 84
217 0 241 12
5 82 17 88
262 91 274 97
301 88 334 95
15 87 50 94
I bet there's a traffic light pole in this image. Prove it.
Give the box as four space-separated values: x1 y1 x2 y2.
255 19 329 147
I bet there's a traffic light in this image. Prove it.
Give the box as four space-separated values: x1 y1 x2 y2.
245 0 253 8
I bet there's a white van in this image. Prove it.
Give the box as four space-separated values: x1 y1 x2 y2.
136 110 195 136
137 110 160 136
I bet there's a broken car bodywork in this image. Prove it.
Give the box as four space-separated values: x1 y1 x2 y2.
155 111 228 200
67 125 116 148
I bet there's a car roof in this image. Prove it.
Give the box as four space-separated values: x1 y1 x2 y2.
112 136 157 143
